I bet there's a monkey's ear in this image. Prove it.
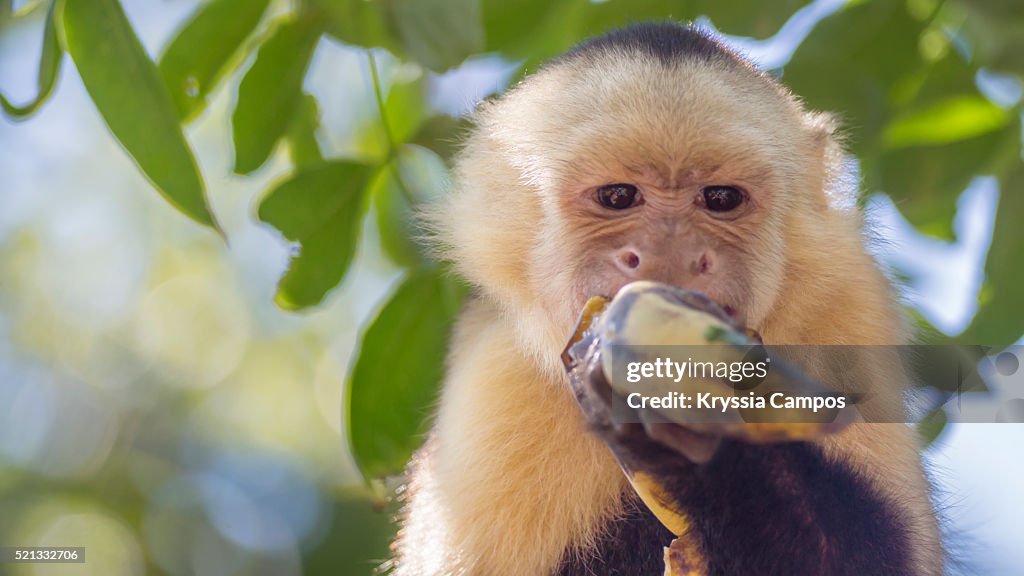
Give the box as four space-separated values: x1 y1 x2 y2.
804 111 839 149
802 111 853 210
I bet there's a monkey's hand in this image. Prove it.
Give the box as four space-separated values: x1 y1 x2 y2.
566 328 723 465
562 282 855 466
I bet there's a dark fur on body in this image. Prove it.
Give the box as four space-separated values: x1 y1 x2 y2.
557 436 913 575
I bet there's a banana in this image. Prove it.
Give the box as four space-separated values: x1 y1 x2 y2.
563 281 855 442
561 281 858 575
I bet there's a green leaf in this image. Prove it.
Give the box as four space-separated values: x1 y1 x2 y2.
301 489 397 575
579 0 696 39
305 0 402 53
483 0 589 72
348 270 464 480
232 17 320 175
486 0 808 76
1 0 63 119
960 1 1024 77
384 71 428 144
482 0 571 56
258 161 373 309
873 123 1014 240
371 165 419 268
883 95 1009 149
357 70 428 160
388 0 484 72
159 0 271 122
286 93 324 169
892 47 981 112
864 47 1014 240
8 0 46 19
698 0 810 38
410 114 471 166
784 0 927 156
578 0 808 40
959 163 1024 346
63 0 219 230
372 145 445 268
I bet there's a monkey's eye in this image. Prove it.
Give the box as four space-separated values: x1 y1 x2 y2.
702 186 744 212
596 184 642 210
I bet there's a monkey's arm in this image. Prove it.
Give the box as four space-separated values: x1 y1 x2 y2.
572 364 925 576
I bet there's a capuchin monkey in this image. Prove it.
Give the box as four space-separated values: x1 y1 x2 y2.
390 23 943 575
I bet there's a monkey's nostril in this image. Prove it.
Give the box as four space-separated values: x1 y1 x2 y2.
698 253 711 274
623 251 640 269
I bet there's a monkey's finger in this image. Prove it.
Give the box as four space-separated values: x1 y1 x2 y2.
664 537 707 576
636 406 721 464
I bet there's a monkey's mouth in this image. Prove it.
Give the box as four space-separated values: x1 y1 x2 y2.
567 284 760 366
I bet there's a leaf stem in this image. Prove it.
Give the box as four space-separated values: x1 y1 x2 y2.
367 50 416 204
11 0 47 18
367 51 396 155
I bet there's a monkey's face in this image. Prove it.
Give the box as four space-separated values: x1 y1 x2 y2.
550 167 776 331
508 57 827 339
443 50 835 358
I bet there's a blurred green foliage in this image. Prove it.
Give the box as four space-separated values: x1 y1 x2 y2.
348 270 463 480
64 0 220 230
2 0 1023 572
257 161 374 309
